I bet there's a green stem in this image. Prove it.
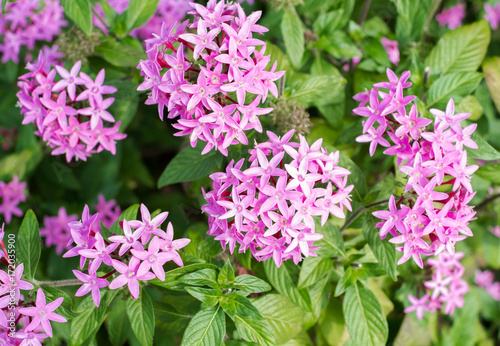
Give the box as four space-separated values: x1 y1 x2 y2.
339 199 389 232
34 279 82 287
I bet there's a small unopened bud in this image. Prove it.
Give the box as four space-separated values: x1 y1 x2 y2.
55 26 101 64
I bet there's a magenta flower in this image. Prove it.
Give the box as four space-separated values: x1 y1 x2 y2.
19 289 67 337
0 175 26 224
380 37 399 65
53 60 83 100
78 232 119 274
131 236 174 281
77 70 117 105
0 264 34 303
127 204 169 245
404 294 431 320
40 207 78 254
108 220 143 256
109 257 155 299
485 3 500 29
73 270 109 307
436 4 466 29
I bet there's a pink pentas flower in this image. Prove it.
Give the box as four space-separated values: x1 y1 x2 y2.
436 3 466 29
404 294 431 320
137 0 284 155
0 175 27 224
40 207 78 254
17 53 126 162
0 264 34 304
109 257 155 299
202 130 353 267
72 270 109 307
380 38 399 65
18 288 67 338
485 3 500 29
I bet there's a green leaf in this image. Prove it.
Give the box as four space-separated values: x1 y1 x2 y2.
343 281 388 346
231 295 275 346
218 259 235 288
288 75 344 106
318 298 349 345
297 256 333 290
466 132 500 161
60 0 93 36
108 299 130 346
394 0 432 46
94 38 146 67
483 57 500 114
425 20 490 76
181 305 226 346
314 220 346 258
106 80 139 130
234 275 272 296
313 10 343 36
17 210 40 280
334 266 358 297
149 263 219 291
42 287 75 319
126 289 155 346
70 293 110 346
476 163 500 184
158 142 223 187
314 32 361 59
110 204 139 236
281 9 305 69
185 287 222 307
362 214 397 281
180 268 219 288
252 294 303 344
126 0 160 32
263 260 313 313
426 72 483 109
265 42 291 76
0 149 42 181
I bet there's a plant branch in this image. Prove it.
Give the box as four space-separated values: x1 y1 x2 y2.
357 0 372 25
34 279 82 287
340 199 389 232
476 193 500 211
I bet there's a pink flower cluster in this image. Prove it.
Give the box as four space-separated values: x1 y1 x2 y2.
202 130 353 267
94 0 191 39
17 52 126 162
41 194 121 255
138 0 284 155
0 0 67 63
436 3 466 30
405 251 468 319
380 38 399 66
0 241 66 342
354 69 478 268
475 269 500 300
0 176 26 224
485 3 500 30
64 204 190 304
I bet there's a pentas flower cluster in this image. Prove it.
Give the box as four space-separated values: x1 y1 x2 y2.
202 130 353 267
354 69 478 268
1 227 66 342
436 3 466 30
0 0 67 63
485 3 500 30
405 252 468 319
475 270 500 300
94 0 191 39
138 0 284 155
17 52 126 162
64 204 190 304
41 194 121 255
380 38 399 66
0 176 26 224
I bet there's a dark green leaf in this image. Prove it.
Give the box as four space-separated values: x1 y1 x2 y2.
185 287 222 307
314 220 346 258
94 38 146 67
281 9 304 69
425 20 490 76
288 74 344 106
158 143 223 187
108 298 130 346
70 293 110 346
149 263 219 291
181 305 226 346
467 132 500 161
263 260 313 313
343 282 388 346
252 294 303 344
234 275 272 296
426 72 483 109
106 80 140 130
180 268 219 288
218 259 235 288
42 287 75 319
126 0 160 32
334 266 358 297
297 256 333 290
126 289 155 346
394 0 432 45
60 0 93 36
17 210 40 280
362 214 397 281
476 163 500 184
110 204 139 236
